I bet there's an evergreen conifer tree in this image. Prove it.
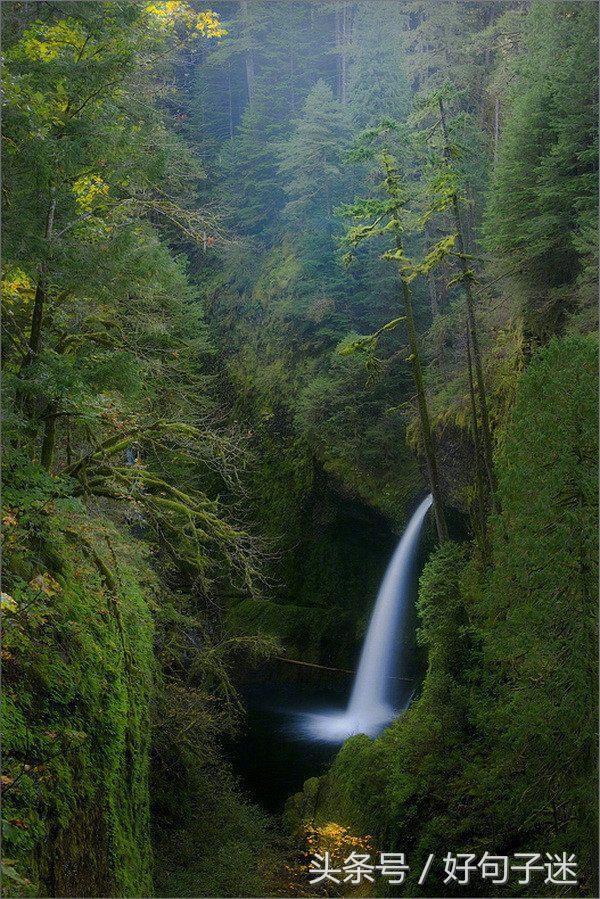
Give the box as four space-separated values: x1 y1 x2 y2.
485 1 599 339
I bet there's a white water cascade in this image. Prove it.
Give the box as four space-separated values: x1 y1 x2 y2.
302 494 433 741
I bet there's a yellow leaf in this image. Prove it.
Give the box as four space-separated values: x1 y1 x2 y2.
145 2 227 37
72 174 109 213
28 573 62 596
1 593 17 612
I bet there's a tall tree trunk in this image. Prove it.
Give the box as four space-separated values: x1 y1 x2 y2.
27 278 47 362
452 202 496 502
227 61 234 138
465 323 490 560
425 224 440 318
334 2 350 105
40 404 58 470
17 195 56 419
66 415 73 467
340 1 349 106
438 98 496 503
427 270 439 318
324 175 334 251
396 235 448 542
240 1 255 104
465 183 476 252
438 268 448 309
401 276 449 542
493 96 500 167
334 6 341 99
22 196 56 370
289 51 296 114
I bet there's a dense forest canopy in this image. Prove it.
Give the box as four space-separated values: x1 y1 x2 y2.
1 1 598 897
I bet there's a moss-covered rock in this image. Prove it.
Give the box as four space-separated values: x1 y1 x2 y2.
2 502 154 898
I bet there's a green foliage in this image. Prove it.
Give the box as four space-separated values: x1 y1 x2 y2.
2 0 257 601
152 756 277 898
4 4 598 897
347 1 411 129
485 1 599 339
227 598 331 657
150 590 280 898
476 335 598 882
2 3 277 894
205 2 349 241
2 495 154 897
275 80 356 304
337 317 405 359
218 106 285 239
188 4 439 599
202 228 421 661
296 336 598 896
279 80 352 232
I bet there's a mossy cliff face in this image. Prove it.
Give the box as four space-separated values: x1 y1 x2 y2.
228 455 401 669
2 496 154 898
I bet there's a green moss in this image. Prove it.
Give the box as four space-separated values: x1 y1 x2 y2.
2 515 155 897
226 597 333 659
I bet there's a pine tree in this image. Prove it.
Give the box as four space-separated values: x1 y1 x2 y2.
218 106 285 240
347 1 411 128
212 3 330 243
485 1 599 340
279 80 353 248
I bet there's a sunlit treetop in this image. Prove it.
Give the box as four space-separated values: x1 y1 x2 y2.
16 18 91 62
145 2 227 38
7 3 225 71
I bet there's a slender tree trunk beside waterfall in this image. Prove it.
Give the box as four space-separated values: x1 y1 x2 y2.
393 228 448 543
347 148 450 544
451 198 497 504
465 323 490 558
438 98 497 505
400 273 449 543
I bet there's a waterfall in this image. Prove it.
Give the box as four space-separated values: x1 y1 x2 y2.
346 493 433 727
302 494 432 741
